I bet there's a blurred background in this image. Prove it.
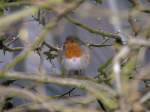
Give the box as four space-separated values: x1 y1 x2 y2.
0 0 150 111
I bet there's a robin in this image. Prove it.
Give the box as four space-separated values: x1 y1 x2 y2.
62 36 90 75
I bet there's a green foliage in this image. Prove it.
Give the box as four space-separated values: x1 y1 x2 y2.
95 0 103 4
122 57 136 78
44 50 58 61
121 55 137 87
0 8 3 16
97 58 112 84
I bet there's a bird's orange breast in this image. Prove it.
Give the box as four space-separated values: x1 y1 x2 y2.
64 42 83 59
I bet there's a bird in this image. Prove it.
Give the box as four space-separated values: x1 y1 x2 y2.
61 36 107 111
61 35 90 76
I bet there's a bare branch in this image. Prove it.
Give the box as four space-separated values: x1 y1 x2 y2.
65 16 121 40
2 0 85 72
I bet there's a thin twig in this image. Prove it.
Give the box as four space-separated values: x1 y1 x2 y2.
0 86 52 111
2 0 85 72
65 16 121 39
86 43 112 48
6 37 19 46
0 71 117 109
43 41 60 51
128 0 141 36
3 45 23 52
59 88 76 97
140 92 150 103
